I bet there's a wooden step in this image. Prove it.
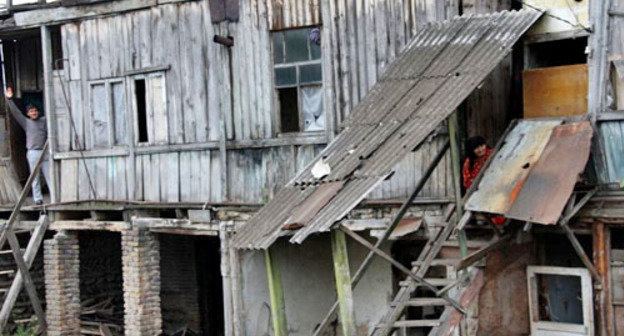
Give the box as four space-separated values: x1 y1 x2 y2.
394 320 441 328
376 319 441 329
412 259 460 267
399 278 455 287
403 298 449 307
442 240 489 248
0 270 14 276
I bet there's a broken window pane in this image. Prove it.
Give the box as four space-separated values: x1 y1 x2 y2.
300 63 322 84
275 67 296 87
278 88 299 132
273 33 284 64
284 29 309 62
301 86 324 131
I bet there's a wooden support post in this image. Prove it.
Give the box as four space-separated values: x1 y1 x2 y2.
593 222 614 336
561 222 603 283
41 25 58 203
448 112 468 257
264 248 287 336
331 230 357 336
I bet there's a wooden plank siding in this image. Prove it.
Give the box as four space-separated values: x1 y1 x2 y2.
50 0 459 203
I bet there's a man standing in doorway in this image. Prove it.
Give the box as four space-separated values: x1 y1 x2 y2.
4 87 49 205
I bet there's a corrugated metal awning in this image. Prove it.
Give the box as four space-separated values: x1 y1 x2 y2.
232 9 543 249
465 120 593 225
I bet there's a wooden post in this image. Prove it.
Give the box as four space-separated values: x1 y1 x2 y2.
448 113 468 257
593 222 614 336
331 230 356 336
264 248 287 336
41 25 58 203
561 222 603 283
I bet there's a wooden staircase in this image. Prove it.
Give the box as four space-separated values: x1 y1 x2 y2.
371 217 492 336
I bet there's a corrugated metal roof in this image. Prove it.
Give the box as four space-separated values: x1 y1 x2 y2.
233 9 542 249
466 120 592 225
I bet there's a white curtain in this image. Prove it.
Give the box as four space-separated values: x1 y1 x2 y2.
301 86 324 131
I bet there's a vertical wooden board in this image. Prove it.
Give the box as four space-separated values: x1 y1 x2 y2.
68 80 84 150
125 155 134 201
90 83 110 147
322 0 340 131
97 19 111 78
56 115 71 152
152 5 184 144
210 150 222 202
248 0 261 139
364 0 377 90
111 81 128 145
179 3 207 143
199 150 212 201
85 19 100 80
113 156 128 200
138 9 152 69
179 151 191 201
62 23 81 81
134 155 144 200
78 21 92 150
59 159 78 202
222 23 234 139
201 2 220 141
336 0 351 118
375 0 388 74
95 158 108 199
161 152 180 202
144 154 160 201
187 151 201 201
237 3 252 140
107 157 115 199
148 74 169 144
258 0 273 138
77 158 93 200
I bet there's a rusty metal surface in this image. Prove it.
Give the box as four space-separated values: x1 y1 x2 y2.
283 181 345 229
389 218 423 239
507 121 592 224
523 64 588 118
465 120 562 215
232 9 542 249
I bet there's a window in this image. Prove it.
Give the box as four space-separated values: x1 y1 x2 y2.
89 79 127 148
132 72 167 144
273 27 324 133
527 266 594 336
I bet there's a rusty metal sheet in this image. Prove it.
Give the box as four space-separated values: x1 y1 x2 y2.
389 218 423 239
283 181 345 229
506 121 592 224
465 120 562 215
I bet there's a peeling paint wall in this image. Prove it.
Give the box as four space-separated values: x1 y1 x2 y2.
239 234 392 336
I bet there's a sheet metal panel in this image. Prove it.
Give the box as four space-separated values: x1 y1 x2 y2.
465 120 562 215
506 121 592 224
232 9 542 249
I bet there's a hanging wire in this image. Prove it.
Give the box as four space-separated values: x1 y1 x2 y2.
53 58 97 199
513 0 592 33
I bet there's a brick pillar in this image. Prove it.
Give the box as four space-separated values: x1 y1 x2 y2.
122 226 161 336
44 231 80 336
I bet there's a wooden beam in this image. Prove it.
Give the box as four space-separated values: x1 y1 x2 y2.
448 113 467 257
331 230 356 336
456 235 512 271
5 230 46 330
561 222 602 283
593 222 614 336
264 248 287 336
41 26 58 203
0 215 48 330
14 0 194 27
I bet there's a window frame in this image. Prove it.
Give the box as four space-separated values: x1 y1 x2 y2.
271 27 324 135
526 266 594 336
129 71 168 146
87 77 128 149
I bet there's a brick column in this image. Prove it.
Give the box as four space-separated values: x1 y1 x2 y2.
122 225 161 336
44 231 80 336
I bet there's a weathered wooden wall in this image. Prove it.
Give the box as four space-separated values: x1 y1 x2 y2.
50 0 469 203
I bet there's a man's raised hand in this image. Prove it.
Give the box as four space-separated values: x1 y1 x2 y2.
4 87 13 99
